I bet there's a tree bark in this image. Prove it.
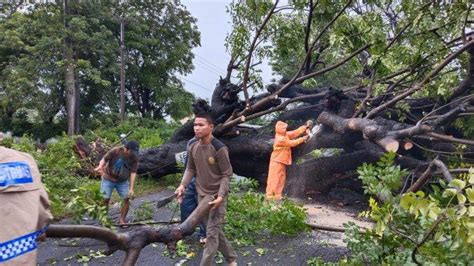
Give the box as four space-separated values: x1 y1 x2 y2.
64 0 78 136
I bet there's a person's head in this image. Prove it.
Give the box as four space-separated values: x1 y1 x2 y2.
275 121 288 135
193 113 214 139
124 140 140 159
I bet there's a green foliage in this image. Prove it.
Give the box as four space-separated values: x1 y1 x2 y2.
344 155 474 264
225 1 471 128
163 240 195 259
132 201 154 222
296 148 343 164
454 116 474 140
66 182 111 227
357 152 407 201
9 135 86 217
85 117 179 148
225 177 308 246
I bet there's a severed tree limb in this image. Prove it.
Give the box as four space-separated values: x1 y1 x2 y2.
318 111 402 152
46 195 214 266
366 39 474 119
319 109 473 154
306 223 346 233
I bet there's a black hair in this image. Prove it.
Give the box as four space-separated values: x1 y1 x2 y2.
192 98 214 125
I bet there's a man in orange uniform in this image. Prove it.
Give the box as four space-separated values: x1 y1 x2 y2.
266 120 312 200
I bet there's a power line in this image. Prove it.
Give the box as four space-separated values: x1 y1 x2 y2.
194 54 240 79
194 54 227 73
194 60 224 76
179 76 214 93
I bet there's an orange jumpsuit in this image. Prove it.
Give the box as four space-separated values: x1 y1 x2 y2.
265 121 307 200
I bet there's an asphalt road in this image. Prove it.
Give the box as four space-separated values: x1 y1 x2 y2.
38 190 351 265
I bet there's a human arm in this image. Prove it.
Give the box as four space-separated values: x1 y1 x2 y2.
128 172 137 199
286 120 313 139
176 146 196 199
286 125 307 139
216 147 232 199
274 135 309 148
94 158 106 174
94 148 116 174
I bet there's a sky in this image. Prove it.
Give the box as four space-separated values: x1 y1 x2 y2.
181 0 273 101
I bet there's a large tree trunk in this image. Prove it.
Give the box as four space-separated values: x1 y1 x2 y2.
64 0 78 136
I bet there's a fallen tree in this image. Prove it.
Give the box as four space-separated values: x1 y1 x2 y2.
51 1 474 264
59 1 474 202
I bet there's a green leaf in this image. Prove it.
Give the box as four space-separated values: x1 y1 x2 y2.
468 188 474 203
400 193 414 209
256 248 267 256
457 194 467 205
458 206 467 216
449 179 466 190
468 206 474 217
443 188 458 198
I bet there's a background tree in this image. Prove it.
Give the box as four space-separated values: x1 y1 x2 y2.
0 0 199 139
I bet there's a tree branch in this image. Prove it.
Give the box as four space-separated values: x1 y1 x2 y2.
304 0 317 74
242 0 279 107
366 39 474 119
427 132 474 146
352 70 376 117
406 158 438 193
45 195 215 265
295 44 370 84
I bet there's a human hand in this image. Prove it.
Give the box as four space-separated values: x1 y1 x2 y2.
305 120 314 129
94 166 103 175
303 135 310 142
128 189 135 200
175 184 185 203
209 196 223 210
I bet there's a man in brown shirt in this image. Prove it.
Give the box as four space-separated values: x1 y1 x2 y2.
176 113 237 266
95 140 139 225
0 133 53 265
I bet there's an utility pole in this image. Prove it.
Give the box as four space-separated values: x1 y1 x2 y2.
120 17 126 122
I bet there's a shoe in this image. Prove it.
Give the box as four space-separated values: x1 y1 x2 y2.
199 237 207 244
